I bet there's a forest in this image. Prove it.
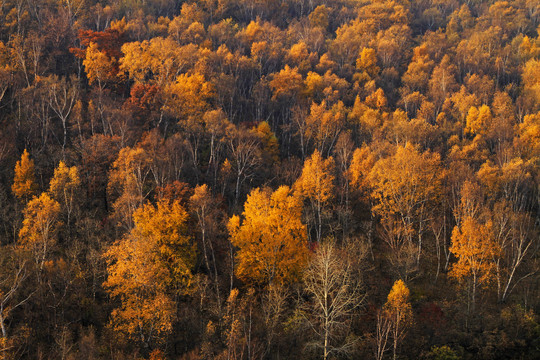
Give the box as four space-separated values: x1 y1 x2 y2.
0 0 539 359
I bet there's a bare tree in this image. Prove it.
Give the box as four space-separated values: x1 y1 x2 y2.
0 254 31 343
303 241 365 360
375 310 391 360
226 126 262 208
47 75 79 157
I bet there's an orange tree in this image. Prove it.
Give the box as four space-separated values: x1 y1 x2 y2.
449 216 500 312
12 149 38 202
295 150 335 243
228 186 309 287
104 199 196 349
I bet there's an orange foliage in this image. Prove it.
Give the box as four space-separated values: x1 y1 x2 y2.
12 149 38 201
104 199 195 346
228 186 309 286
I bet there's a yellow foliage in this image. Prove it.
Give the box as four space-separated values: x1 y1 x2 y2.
12 149 38 201
182 21 206 45
449 217 500 287
107 146 151 228
356 47 380 79
519 36 540 59
48 161 80 219
309 5 329 30
269 65 304 101
132 200 196 285
288 42 309 63
104 199 195 343
242 20 264 43
228 186 309 286
304 101 347 155
348 145 376 195
251 121 279 164
18 193 62 268
384 279 412 326
465 104 492 136
522 58 540 110
83 42 114 87
121 39 201 86
365 88 387 110
477 157 533 202
517 112 540 158
370 144 443 225
295 149 335 206
304 71 324 98
164 72 214 119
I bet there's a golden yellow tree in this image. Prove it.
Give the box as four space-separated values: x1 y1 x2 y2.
355 47 380 84
295 150 335 243
164 72 214 120
309 5 329 30
83 42 115 90
348 145 376 198
516 112 540 159
48 161 80 226
120 38 202 86
304 101 347 157
251 121 279 166
12 149 38 201
18 193 61 272
449 217 500 312
228 186 309 286
104 199 196 348
107 146 151 229
383 279 413 360
522 58 540 111
465 104 492 137
369 144 443 273
269 65 304 102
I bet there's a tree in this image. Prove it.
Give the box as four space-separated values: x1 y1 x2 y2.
12 149 38 201
189 184 223 311
465 105 492 137
0 249 30 348
104 199 196 349
384 279 413 360
164 72 214 120
228 186 309 287
82 42 115 90
309 5 329 31
516 112 540 159
295 150 335 243
46 75 79 156
286 42 313 74
200 109 233 186
251 121 279 166
348 145 376 199
269 65 304 102
401 44 434 95
356 47 380 83
449 217 500 313
369 144 444 273
226 125 262 208
429 55 458 110
304 101 347 157
120 39 200 87
18 193 62 272
107 146 151 229
303 241 364 360
48 161 80 227
522 58 540 112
